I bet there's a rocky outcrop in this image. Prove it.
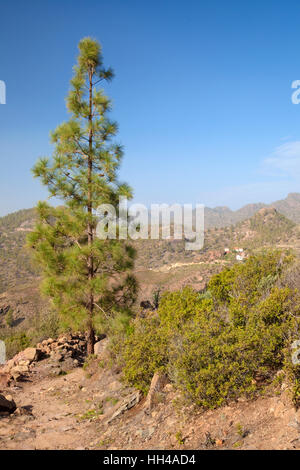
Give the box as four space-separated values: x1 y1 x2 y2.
1 347 41 381
14 347 40 364
0 394 16 414
144 372 169 412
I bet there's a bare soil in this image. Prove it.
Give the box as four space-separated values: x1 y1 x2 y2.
1 356 300 450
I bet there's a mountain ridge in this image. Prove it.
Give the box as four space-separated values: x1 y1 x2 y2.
204 192 300 227
3 192 300 230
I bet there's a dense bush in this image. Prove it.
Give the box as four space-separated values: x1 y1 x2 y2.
122 315 168 394
121 250 300 408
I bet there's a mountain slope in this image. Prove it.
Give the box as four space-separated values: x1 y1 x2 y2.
204 192 300 228
233 207 297 247
0 208 37 292
0 195 299 303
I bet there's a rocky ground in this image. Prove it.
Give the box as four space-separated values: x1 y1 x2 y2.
1 335 300 450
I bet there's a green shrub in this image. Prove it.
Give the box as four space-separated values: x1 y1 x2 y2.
169 322 258 408
5 309 14 328
208 250 292 307
121 315 168 394
121 250 300 408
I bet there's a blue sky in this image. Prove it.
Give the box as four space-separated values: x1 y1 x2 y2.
1 0 300 216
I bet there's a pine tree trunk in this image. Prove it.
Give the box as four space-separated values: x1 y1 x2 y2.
87 314 95 355
87 67 95 355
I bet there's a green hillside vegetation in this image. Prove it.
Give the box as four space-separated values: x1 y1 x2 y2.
235 208 296 247
0 208 36 231
0 208 38 292
0 202 298 295
120 250 300 409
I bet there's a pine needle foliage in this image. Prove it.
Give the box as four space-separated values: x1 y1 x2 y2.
28 38 137 353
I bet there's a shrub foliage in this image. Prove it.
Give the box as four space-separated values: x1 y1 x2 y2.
121 250 300 408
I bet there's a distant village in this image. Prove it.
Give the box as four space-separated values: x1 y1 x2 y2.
224 247 247 261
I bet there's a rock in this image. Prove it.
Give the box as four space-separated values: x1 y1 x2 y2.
59 336 68 343
10 371 21 382
144 372 169 411
61 357 75 371
0 393 16 413
107 391 141 424
18 360 30 367
1 359 16 374
0 332 87 387
10 364 29 381
14 347 40 364
10 364 29 374
50 351 63 362
60 425 74 432
140 300 153 310
13 406 33 417
94 338 108 357
0 372 11 389
51 367 63 377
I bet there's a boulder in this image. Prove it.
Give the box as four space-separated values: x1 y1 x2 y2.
94 338 109 357
14 347 40 364
0 393 16 413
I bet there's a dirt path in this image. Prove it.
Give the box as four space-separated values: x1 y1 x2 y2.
2 357 300 450
0 360 131 450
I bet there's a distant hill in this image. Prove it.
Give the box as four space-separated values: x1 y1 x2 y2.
0 199 299 338
204 192 300 228
0 208 36 232
232 206 297 247
0 193 300 296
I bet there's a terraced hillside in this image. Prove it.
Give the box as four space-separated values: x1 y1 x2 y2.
0 202 299 318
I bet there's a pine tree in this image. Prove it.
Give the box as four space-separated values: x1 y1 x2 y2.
28 38 137 354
